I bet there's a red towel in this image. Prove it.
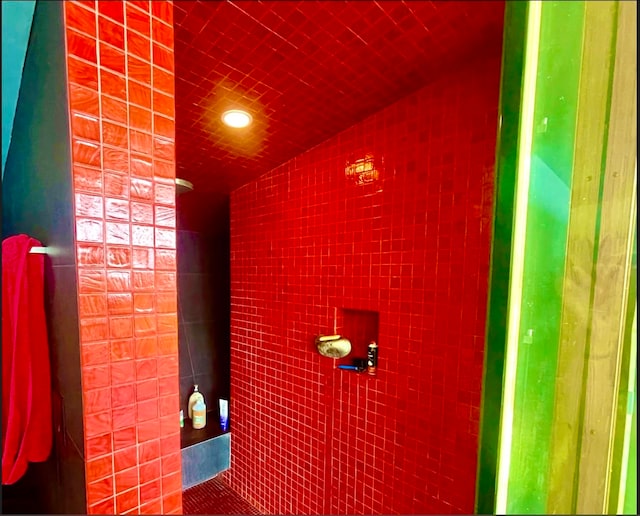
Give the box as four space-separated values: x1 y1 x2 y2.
2 234 52 485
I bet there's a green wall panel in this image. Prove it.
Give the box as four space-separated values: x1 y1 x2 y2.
506 3 584 512
475 3 527 513
477 1 636 514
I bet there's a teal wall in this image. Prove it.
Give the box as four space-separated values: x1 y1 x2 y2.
2 0 36 177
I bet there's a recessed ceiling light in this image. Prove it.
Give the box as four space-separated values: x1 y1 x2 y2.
221 109 252 128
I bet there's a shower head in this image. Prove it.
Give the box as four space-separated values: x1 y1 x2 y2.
175 177 194 195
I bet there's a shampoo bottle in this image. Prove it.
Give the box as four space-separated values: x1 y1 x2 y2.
192 398 206 429
188 385 204 420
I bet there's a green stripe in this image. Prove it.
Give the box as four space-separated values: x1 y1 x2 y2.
475 3 528 514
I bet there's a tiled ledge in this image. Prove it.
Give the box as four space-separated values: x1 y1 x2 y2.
181 432 231 490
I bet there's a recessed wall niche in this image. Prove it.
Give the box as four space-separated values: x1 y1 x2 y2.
336 308 380 369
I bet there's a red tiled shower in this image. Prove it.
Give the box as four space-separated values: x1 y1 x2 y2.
2 1 505 514
171 1 505 514
223 55 501 515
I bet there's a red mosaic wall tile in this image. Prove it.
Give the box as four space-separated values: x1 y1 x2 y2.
227 55 501 514
62 2 182 514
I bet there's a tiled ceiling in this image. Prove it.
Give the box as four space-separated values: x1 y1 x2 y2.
174 0 505 194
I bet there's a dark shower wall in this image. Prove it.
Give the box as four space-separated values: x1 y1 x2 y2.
227 53 502 514
1 1 86 513
177 192 231 423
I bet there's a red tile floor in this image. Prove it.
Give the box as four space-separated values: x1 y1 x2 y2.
183 476 261 515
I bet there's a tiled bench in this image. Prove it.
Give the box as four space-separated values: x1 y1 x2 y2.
181 418 231 489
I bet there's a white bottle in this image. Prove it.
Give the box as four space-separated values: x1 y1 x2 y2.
192 398 206 429
188 385 204 420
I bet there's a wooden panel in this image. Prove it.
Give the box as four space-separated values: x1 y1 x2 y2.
546 2 617 513
576 1 637 512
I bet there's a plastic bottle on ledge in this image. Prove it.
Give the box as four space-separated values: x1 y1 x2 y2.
192 399 206 429
188 385 204 419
